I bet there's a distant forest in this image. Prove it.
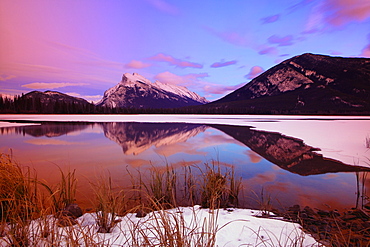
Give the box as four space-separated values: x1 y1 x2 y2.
1 95 368 115
0 95 276 114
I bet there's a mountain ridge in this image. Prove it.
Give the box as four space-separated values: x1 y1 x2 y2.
200 53 370 114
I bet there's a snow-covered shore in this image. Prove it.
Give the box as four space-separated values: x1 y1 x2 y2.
0 206 320 246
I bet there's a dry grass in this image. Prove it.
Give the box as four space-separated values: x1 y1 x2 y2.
3 152 365 246
90 175 126 233
0 153 41 246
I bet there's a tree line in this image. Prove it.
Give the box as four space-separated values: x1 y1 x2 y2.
1 94 368 115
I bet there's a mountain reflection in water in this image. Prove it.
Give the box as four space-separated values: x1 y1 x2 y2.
210 124 370 176
1 120 369 211
100 122 207 155
1 122 93 137
3 121 369 176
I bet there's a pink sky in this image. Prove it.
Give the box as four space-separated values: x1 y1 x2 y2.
1 0 370 102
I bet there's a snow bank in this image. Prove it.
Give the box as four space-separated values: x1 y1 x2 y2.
0 206 319 246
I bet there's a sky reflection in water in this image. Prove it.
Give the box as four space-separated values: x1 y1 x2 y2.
0 120 369 211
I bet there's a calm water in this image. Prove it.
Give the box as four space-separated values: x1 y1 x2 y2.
1 115 370 211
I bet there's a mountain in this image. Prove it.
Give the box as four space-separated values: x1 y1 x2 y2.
202 53 370 114
23 90 90 105
17 90 95 113
97 73 209 109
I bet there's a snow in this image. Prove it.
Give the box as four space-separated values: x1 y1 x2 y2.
44 91 61 95
152 80 208 103
0 206 319 246
0 121 40 128
124 72 152 85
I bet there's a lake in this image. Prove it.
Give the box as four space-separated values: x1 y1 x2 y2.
1 114 370 212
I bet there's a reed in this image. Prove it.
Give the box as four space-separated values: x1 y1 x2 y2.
124 199 219 247
251 188 273 216
3 152 355 246
0 153 42 246
91 175 126 233
146 164 177 208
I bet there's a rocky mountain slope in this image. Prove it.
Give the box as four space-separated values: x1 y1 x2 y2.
202 53 370 114
97 73 208 109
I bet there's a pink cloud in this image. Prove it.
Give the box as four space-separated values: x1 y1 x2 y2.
150 53 203 68
22 82 88 89
211 60 237 68
154 71 208 86
0 74 16 81
67 92 103 103
268 35 294 46
206 27 251 47
361 44 370 57
203 82 245 95
304 0 370 32
245 66 264 79
261 14 280 24
25 139 85 146
125 60 152 69
258 46 278 55
322 0 370 26
244 150 262 163
360 33 370 57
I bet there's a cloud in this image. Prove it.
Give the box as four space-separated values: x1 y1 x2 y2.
268 34 294 46
125 60 152 69
155 142 207 156
154 71 208 86
360 33 370 57
22 82 88 90
304 0 370 32
322 0 370 26
0 74 16 81
206 27 251 47
244 150 262 163
67 92 103 103
25 139 85 146
258 46 278 55
210 60 237 68
361 44 370 57
150 53 203 68
203 82 245 95
125 158 152 168
245 66 264 79
146 0 180 15
261 14 280 24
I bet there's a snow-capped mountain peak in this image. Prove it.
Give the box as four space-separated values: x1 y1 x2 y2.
97 73 208 108
122 72 152 86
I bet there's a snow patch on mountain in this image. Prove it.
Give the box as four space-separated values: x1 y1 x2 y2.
152 80 208 104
